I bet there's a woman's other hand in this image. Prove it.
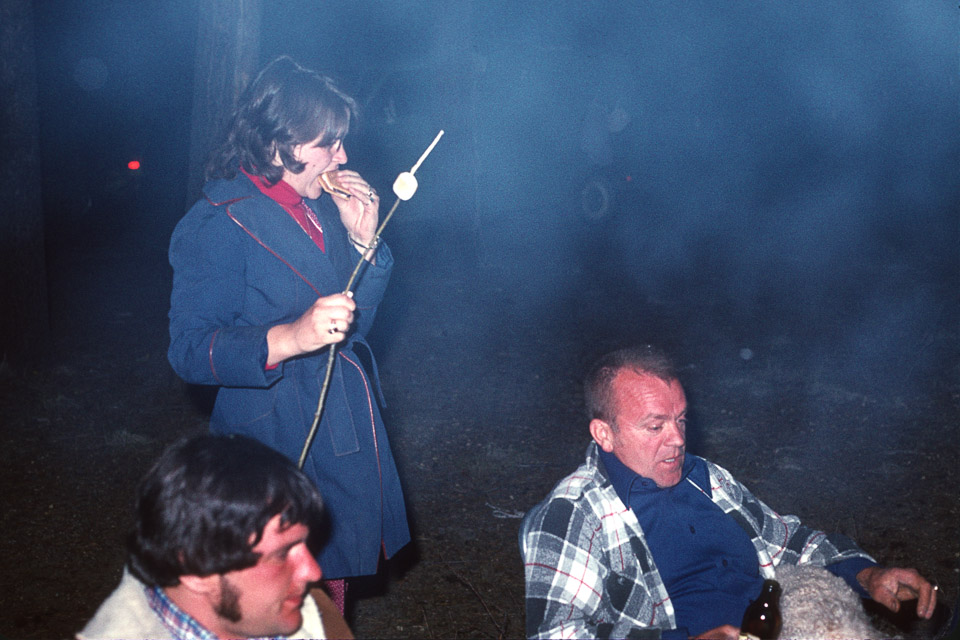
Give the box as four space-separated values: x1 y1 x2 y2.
329 169 379 249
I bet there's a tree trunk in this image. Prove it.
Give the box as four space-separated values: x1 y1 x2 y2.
185 0 262 208
0 0 49 370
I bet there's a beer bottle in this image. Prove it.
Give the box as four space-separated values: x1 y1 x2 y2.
740 579 782 640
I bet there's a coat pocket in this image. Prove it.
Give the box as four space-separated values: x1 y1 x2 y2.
323 365 360 456
216 385 279 428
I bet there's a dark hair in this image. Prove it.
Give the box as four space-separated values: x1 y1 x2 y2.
584 345 677 425
206 55 357 185
127 434 324 588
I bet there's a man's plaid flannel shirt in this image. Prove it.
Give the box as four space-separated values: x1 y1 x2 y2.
146 584 220 640
521 442 874 639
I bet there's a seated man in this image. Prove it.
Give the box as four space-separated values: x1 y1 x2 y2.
78 434 345 639
521 345 937 639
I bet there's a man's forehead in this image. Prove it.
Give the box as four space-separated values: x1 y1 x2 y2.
613 369 686 408
251 514 310 552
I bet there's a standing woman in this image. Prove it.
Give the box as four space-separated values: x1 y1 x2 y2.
167 56 410 613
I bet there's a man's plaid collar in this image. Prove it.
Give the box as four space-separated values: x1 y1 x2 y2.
145 583 218 640
144 582 286 640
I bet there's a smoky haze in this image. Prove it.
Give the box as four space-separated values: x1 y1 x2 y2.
35 1 957 421
8 4 958 637
264 1 959 396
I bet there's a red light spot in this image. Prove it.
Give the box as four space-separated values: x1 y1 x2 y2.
625 175 632 182
127 160 141 171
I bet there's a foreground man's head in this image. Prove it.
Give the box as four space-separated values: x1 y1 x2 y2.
128 434 324 638
79 434 326 639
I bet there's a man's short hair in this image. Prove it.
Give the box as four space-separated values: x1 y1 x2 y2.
127 434 324 588
584 345 677 425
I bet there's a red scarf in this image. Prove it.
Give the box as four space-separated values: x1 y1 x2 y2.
241 167 324 252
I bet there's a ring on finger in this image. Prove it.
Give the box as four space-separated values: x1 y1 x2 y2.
328 320 338 335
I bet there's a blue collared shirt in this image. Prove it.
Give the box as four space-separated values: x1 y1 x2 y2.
599 448 764 637
599 449 876 638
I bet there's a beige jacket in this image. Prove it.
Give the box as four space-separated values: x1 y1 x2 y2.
77 569 325 640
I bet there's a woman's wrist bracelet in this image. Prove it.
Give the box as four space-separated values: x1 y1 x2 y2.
348 235 377 251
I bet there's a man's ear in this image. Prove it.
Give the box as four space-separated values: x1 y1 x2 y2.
590 418 615 452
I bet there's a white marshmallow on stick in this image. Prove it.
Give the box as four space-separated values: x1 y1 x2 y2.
393 130 444 200
393 172 418 201
298 128 445 470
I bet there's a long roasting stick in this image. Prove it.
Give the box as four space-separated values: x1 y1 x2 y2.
411 130 444 174
298 131 444 469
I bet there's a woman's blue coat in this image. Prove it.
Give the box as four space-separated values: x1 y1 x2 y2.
168 174 410 579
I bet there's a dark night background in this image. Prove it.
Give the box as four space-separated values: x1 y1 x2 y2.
1 1 958 638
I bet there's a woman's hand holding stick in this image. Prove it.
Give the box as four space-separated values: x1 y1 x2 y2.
298 131 444 469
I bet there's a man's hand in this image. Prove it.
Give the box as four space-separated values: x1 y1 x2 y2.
693 624 740 640
857 566 937 619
